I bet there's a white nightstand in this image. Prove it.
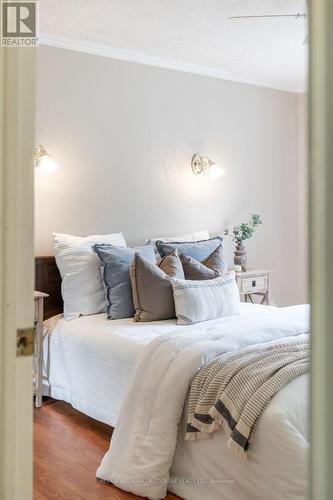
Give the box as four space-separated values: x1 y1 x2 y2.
34 291 49 408
235 269 273 305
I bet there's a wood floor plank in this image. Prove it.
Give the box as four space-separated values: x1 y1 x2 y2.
34 400 180 500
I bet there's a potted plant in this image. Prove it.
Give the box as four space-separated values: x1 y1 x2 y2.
225 214 263 271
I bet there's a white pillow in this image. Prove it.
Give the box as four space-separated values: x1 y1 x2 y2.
53 232 126 320
171 272 240 325
148 230 210 243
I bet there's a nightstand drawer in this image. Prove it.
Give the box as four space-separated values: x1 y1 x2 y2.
241 276 267 293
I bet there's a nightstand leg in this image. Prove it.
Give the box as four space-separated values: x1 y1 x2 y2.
35 391 42 408
35 298 44 408
266 274 272 305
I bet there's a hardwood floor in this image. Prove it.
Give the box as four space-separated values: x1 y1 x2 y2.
34 399 180 500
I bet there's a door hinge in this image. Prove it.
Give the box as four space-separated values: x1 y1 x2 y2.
16 327 34 357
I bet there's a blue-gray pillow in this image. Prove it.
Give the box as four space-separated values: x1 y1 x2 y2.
155 236 223 261
93 243 156 319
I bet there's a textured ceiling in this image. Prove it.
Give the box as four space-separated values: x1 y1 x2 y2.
40 0 308 92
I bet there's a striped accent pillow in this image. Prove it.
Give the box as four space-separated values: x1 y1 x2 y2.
171 272 240 325
53 232 126 320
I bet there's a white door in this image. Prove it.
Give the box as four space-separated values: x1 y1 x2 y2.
0 48 35 500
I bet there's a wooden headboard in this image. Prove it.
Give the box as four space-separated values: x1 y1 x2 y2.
35 257 63 320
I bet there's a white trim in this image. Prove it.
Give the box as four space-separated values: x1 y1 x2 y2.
0 48 35 500
40 35 307 94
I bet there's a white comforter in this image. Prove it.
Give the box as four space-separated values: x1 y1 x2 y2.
43 313 183 426
96 305 309 500
43 303 270 426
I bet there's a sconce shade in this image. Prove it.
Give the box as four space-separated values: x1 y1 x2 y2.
191 154 225 180
34 144 59 174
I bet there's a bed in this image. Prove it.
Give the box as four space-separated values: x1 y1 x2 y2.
37 257 309 500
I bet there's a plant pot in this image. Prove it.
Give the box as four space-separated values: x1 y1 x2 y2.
234 241 247 272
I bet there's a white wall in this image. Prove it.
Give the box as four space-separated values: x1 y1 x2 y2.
35 46 307 306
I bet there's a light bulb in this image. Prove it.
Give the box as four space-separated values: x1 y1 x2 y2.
36 154 59 175
207 163 226 180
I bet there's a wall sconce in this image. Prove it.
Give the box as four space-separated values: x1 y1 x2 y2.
33 144 59 174
191 154 225 180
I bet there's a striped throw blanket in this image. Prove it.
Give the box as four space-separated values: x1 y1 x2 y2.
186 334 309 459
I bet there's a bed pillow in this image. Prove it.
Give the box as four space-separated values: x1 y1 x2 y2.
180 244 227 280
155 236 223 261
53 232 126 320
171 272 240 325
130 250 184 322
94 243 156 319
147 230 210 244
180 254 218 280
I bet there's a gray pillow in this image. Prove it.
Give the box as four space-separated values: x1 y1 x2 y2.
180 244 227 280
155 236 223 261
130 250 184 322
180 254 219 280
93 243 156 319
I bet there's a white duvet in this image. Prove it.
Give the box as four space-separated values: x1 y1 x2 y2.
43 313 183 425
44 303 268 426
96 304 309 500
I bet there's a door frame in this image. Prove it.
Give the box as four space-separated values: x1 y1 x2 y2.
0 48 36 500
1 1 333 499
310 0 333 499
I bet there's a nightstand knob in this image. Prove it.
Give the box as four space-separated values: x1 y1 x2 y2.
252 280 256 287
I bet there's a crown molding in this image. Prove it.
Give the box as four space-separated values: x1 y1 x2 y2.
39 35 307 94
